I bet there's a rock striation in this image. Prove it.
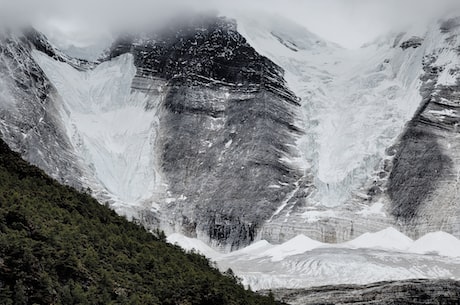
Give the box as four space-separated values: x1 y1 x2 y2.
108 16 303 249
262 279 460 305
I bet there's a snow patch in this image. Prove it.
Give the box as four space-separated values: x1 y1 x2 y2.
343 227 413 252
357 200 387 217
409 232 460 257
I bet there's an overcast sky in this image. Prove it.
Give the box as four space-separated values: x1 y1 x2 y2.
1 0 459 49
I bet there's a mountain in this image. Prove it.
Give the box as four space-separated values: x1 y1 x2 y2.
2 13 460 250
0 137 279 305
0 28 94 192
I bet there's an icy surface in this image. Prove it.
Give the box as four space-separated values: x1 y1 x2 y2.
32 51 163 214
237 15 424 207
342 227 414 252
169 228 460 290
227 249 460 290
409 232 460 257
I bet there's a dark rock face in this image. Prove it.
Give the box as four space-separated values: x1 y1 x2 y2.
440 17 460 34
388 127 452 222
263 279 460 305
400 36 424 50
109 16 303 249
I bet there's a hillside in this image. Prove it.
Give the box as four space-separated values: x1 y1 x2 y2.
0 138 279 305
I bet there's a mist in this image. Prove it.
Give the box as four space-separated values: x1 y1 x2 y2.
1 0 460 49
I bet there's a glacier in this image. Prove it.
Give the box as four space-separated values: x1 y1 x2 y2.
168 228 460 291
237 14 424 207
31 51 165 218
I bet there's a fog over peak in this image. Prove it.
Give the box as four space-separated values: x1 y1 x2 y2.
1 0 460 49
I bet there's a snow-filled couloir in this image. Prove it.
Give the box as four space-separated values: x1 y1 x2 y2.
2 13 460 295
237 14 423 206
32 51 165 217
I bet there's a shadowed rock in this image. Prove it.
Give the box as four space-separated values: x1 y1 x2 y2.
109 15 303 249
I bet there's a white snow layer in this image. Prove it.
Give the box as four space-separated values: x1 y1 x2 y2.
167 233 223 259
259 235 324 262
32 51 163 214
236 14 426 207
342 227 414 252
168 228 460 290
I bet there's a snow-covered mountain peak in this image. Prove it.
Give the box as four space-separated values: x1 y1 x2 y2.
235 12 339 57
169 228 460 290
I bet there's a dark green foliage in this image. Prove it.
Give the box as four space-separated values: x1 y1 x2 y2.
0 139 279 305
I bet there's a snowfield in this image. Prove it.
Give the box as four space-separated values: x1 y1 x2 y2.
168 228 460 290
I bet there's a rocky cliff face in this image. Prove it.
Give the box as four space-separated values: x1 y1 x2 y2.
0 16 303 249
262 279 460 305
108 16 303 249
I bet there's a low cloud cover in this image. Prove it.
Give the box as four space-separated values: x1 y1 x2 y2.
1 0 459 49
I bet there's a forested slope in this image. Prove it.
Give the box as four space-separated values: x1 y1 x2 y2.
0 138 278 305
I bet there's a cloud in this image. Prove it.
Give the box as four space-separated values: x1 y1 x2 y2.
245 0 460 48
1 0 459 49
